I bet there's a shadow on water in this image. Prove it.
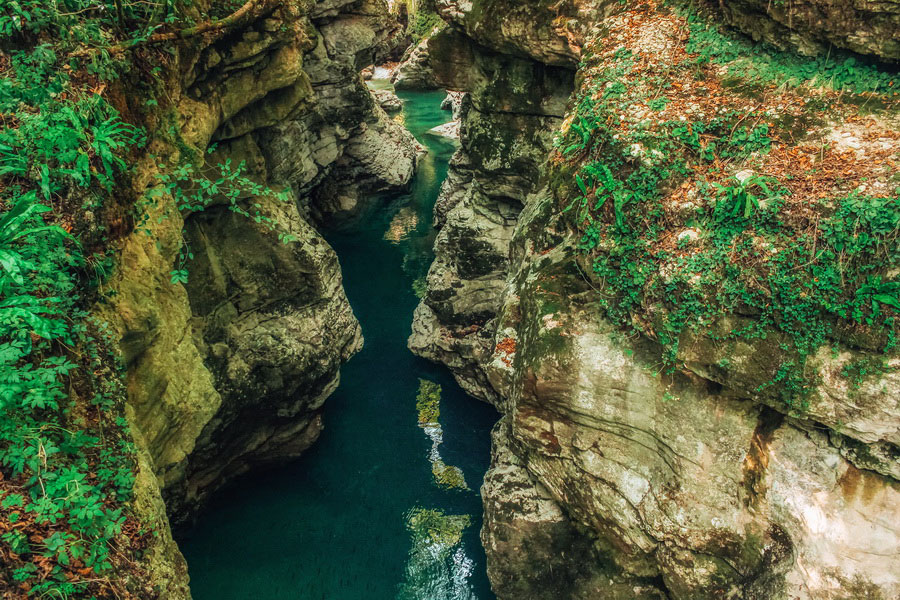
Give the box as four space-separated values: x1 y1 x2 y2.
179 88 499 600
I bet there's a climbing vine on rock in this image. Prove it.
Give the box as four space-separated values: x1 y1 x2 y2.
0 0 297 597
145 153 296 284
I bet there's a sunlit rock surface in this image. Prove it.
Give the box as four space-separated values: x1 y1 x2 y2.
394 36 442 90
372 87 404 111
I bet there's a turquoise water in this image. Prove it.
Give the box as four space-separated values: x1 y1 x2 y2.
179 89 499 600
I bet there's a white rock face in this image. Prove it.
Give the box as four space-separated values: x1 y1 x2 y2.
426 120 461 140
769 426 900 597
343 108 418 190
485 225 900 599
481 419 667 600
441 91 466 118
393 36 440 90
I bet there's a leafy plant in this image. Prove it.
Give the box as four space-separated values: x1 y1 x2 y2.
713 175 773 221
145 157 296 284
0 196 71 292
405 8 445 44
683 12 898 94
556 3 900 410
0 3 162 594
0 0 284 593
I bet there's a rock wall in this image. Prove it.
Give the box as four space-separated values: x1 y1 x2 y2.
718 0 900 60
408 23 575 403
96 1 413 593
412 1 900 598
393 36 442 90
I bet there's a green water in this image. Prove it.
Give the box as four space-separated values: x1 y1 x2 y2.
179 89 499 600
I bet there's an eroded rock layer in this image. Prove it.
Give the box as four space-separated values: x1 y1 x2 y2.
411 1 900 598
103 0 415 543
408 24 575 403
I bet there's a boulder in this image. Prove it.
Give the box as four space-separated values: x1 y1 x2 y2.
371 88 404 112
393 36 441 90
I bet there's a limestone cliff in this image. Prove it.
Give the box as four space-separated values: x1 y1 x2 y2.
90 0 414 594
412 1 900 598
408 21 575 403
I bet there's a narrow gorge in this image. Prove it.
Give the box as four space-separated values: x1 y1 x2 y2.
0 1 898 599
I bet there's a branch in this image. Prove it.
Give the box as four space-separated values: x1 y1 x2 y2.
141 0 278 43
71 0 280 58
113 0 126 30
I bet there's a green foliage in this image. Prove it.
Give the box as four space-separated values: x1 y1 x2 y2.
406 9 444 44
144 156 296 284
0 189 138 594
558 17 900 409
667 117 772 161
683 12 899 95
0 2 166 595
647 96 670 111
712 175 775 221
0 96 143 198
0 0 191 46
841 355 892 390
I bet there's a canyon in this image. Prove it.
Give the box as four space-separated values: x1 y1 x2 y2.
90 0 423 595
1 0 897 599
103 0 900 597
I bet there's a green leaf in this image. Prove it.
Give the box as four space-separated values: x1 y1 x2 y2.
873 293 900 311
575 173 587 195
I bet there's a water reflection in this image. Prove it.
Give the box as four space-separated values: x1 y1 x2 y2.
385 205 419 242
398 380 479 599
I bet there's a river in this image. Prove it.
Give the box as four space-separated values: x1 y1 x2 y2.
179 87 499 600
